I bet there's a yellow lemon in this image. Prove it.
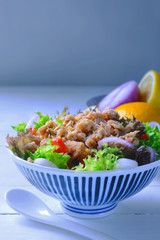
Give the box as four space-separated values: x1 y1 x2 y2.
115 102 160 123
139 70 160 108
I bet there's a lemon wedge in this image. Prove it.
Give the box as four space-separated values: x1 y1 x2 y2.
139 70 160 108
115 102 160 123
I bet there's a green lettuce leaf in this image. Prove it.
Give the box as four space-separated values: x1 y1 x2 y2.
33 112 53 130
56 118 63 126
138 123 160 160
12 122 26 132
27 145 70 169
74 145 123 172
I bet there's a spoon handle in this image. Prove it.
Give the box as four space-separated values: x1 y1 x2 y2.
30 214 116 240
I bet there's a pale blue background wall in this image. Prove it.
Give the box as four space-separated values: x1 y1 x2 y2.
0 0 160 86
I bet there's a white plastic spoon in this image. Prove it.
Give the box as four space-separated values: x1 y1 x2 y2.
5 189 116 240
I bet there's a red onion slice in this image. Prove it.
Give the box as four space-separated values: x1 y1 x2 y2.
99 81 140 111
98 137 134 150
26 114 39 129
148 121 160 130
146 146 156 162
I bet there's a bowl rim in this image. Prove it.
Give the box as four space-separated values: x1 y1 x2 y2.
8 149 160 176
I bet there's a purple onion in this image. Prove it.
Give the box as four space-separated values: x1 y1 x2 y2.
148 122 160 130
98 137 134 150
146 146 156 163
26 114 39 129
98 81 140 111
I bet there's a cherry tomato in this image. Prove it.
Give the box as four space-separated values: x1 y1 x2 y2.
81 160 85 168
103 118 109 122
51 138 68 154
138 133 148 141
29 127 37 136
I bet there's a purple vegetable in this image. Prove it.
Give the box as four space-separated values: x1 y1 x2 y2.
26 114 39 129
148 121 160 130
146 146 156 163
136 146 156 166
98 137 134 150
99 81 140 111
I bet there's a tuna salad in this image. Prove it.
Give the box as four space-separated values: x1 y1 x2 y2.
6 106 160 171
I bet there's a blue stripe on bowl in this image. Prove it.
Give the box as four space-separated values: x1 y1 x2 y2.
98 177 108 205
46 173 57 194
82 177 86 204
94 177 101 205
59 175 71 201
88 177 92 205
74 177 81 203
66 176 77 203
62 202 117 215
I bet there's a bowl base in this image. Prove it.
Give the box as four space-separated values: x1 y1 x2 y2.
61 202 117 218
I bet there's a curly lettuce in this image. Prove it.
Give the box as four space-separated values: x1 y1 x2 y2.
138 123 160 160
11 112 53 132
74 145 123 172
12 122 27 132
27 145 70 169
56 118 63 126
33 112 53 130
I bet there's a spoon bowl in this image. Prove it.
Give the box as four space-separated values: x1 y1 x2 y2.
5 189 52 217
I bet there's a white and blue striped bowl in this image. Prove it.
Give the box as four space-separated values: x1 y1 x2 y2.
10 151 160 218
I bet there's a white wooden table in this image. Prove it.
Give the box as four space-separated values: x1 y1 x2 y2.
0 86 160 240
